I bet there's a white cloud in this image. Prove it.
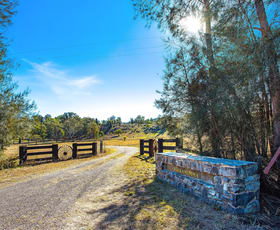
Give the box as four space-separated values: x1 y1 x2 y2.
68 77 99 89
23 59 100 97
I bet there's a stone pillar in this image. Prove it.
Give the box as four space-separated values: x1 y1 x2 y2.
156 152 260 214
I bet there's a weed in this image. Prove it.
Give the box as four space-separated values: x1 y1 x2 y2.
0 156 18 170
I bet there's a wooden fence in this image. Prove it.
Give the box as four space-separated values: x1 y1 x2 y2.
19 141 104 164
19 144 58 164
264 146 280 174
158 138 183 153
140 138 183 156
72 142 97 159
14 138 100 145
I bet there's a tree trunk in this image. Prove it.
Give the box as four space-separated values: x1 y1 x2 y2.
197 130 203 153
254 0 280 163
204 0 214 67
259 93 267 157
203 0 222 156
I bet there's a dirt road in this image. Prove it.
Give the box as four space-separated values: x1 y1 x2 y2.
0 146 137 230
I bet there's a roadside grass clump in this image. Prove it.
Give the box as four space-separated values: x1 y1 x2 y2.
0 155 18 170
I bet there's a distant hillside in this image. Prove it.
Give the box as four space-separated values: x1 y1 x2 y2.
101 123 168 139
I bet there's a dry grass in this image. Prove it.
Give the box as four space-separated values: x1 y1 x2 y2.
103 138 139 147
119 153 261 230
0 147 116 188
103 136 176 149
1 140 106 168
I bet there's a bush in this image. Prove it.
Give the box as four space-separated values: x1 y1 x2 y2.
0 156 18 170
115 129 123 136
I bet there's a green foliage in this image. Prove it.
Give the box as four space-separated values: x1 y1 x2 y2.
44 116 64 140
134 115 145 124
30 115 47 140
133 0 280 161
114 129 123 136
0 0 35 152
85 120 99 139
0 155 17 170
27 113 102 141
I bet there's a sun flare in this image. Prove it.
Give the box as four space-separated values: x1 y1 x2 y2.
179 16 202 34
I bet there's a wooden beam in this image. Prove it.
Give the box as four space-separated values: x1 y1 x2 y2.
26 145 52 150
264 147 280 174
140 140 144 155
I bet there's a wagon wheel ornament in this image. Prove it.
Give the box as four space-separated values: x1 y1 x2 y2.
58 145 73 161
152 139 158 155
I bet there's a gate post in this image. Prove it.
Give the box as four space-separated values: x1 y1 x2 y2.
140 139 144 155
72 143 77 159
52 144 58 161
158 139 163 153
149 139 154 157
19 145 27 165
100 140 103 153
92 142 97 155
176 138 183 152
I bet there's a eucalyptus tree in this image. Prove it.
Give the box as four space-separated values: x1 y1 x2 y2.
44 117 64 141
30 115 47 141
253 0 280 157
0 0 35 150
82 117 99 139
211 0 280 159
62 115 83 139
133 0 225 156
132 0 279 161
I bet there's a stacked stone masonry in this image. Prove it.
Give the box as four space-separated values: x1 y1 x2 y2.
156 152 260 214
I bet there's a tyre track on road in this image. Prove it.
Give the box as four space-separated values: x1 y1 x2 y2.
0 146 137 230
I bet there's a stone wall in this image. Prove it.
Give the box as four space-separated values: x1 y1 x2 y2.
156 152 260 214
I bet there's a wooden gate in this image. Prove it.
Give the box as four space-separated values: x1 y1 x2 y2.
19 144 58 164
140 139 157 157
72 142 97 159
158 138 183 153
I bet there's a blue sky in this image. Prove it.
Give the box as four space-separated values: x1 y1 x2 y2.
7 0 166 122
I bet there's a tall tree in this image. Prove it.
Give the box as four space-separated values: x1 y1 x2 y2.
133 0 225 155
45 117 64 141
133 0 279 161
30 115 47 141
254 0 280 159
0 0 35 150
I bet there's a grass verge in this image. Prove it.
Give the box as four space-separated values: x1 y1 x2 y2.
0 155 18 170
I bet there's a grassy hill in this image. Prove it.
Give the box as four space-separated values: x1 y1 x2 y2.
101 122 168 140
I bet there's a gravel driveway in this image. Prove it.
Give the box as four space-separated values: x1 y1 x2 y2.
0 146 137 230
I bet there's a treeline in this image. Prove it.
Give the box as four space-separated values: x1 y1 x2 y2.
28 112 100 141
129 115 156 124
18 113 157 142
0 0 35 151
133 0 280 163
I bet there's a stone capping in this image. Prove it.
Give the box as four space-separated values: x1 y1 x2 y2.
156 152 260 214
